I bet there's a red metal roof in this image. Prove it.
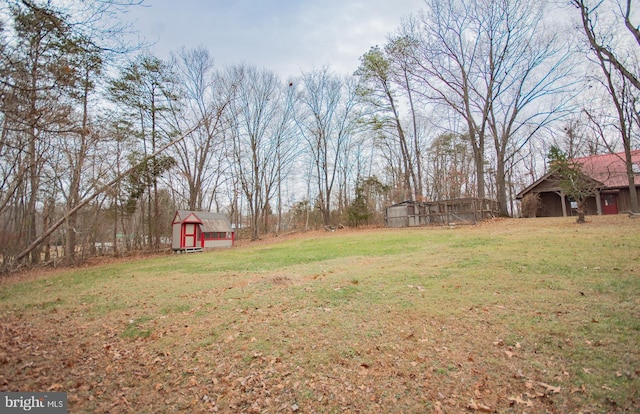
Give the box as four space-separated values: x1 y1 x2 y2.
575 150 640 188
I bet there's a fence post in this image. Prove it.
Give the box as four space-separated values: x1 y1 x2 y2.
445 202 449 225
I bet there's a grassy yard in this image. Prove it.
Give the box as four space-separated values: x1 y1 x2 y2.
1 216 639 413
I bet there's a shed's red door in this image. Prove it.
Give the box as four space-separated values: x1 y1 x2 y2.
183 223 197 247
602 194 618 215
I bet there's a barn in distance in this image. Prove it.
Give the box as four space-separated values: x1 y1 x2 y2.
516 150 640 217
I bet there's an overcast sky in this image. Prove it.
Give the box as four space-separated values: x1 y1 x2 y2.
125 0 424 79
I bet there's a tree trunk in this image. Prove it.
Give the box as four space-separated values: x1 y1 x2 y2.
469 129 485 199
65 213 77 263
405 72 422 199
495 155 510 216
576 199 586 224
624 142 639 214
43 199 51 263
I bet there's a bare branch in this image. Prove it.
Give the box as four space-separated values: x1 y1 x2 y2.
573 0 640 91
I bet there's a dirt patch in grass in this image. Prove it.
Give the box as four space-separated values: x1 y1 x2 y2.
1 216 639 413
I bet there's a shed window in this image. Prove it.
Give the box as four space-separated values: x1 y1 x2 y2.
203 232 227 240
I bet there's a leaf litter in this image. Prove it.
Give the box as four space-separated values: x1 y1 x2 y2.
1 217 639 412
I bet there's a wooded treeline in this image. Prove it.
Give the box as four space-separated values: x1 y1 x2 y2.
0 0 638 270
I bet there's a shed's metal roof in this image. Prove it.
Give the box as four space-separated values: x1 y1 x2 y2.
175 210 232 232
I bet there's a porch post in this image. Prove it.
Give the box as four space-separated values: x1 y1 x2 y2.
560 191 567 217
595 189 602 215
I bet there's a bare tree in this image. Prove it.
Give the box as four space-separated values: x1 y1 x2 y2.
356 46 417 200
400 0 575 215
572 0 639 213
483 1 575 216
272 80 300 232
573 0 640 90
553 116 603 158
427 132 475 200
296 67 362 226
227 65 295 240
400 1 490 201
168 47 234 211
386 35 426 199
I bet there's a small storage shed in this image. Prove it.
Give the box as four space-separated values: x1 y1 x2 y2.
172 210 234 252
385 198 499 227
385 201 432 228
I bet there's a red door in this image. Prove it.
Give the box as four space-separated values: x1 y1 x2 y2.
602 194 618 215
182 223 197 247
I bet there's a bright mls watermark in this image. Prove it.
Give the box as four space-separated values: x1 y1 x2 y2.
1 392 67 413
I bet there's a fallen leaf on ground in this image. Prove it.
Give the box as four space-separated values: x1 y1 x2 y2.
467 399 493 412
525 392 545 399
538 381 561 394
509 395 533 407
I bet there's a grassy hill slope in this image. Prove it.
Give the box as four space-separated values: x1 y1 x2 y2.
1 216 639 412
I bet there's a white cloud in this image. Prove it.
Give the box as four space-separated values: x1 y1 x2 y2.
126 0 423 78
